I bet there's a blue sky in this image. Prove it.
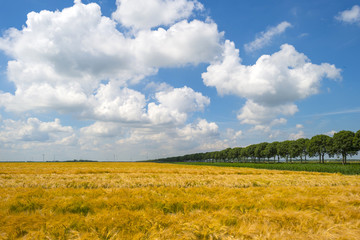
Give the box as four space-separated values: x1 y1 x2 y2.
0 0 359 161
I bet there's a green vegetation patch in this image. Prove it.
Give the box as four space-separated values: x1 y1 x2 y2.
176 162 360 175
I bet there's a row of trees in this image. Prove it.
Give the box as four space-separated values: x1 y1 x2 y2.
152 130 360 165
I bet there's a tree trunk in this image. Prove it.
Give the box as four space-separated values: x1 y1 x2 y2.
344 154 347 164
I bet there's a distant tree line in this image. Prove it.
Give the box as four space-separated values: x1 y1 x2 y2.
150 130 360 165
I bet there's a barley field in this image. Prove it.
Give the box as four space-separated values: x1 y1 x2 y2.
0 162 359 239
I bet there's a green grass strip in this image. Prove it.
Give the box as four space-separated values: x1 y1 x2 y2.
175 162 360 175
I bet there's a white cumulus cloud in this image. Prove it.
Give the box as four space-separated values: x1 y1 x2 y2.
336 5 360 25
325 130 337 137
0 118 73 144
237 100 297 126
203 40 341 129
289 130 305 140
244 21 292 52
89 83 147 122
177 119 219 140
114 118 221 158
112 0 203 30
80 122 123 138
133 20 223 67
0 1 221 126
148 86 210 125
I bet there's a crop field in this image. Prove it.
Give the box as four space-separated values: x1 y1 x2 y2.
177 162 360 175
0 162 360 239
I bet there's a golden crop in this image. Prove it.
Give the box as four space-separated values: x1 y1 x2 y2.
0 162 359 239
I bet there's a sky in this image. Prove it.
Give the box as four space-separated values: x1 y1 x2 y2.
0 0 359 161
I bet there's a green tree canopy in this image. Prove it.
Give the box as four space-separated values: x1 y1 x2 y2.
289 140 302 161
254 142 268 162
333 130 355 164
264 141 278 162
277 140 291 162
295 138 309 162
354 130 360 152
308 135 331 163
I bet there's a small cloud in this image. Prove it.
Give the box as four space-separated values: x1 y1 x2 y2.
325 130 337 137
269 130 281 139
310 108 360 117
299 33 309 38
289 130 305 140
145 82 173 92
296 124 303 129
251 125 270 133
290 8 298 17
244 21 292 52
336 5 360 25
226 128 243 140
271 118 287 126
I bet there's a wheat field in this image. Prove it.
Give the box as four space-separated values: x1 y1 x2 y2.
0 162 359 239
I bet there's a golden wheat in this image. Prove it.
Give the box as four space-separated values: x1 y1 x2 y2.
0 162 359 239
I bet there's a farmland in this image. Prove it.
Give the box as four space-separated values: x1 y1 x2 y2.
0 162 360 239
177 162 360 175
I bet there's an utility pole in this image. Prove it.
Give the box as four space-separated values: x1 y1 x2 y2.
42 154 45 162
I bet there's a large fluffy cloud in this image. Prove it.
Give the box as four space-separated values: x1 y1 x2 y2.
0 1 144 85
177 119 219 140
134 20 222 67
202 40 341 128
89 83 147 122
115 118 222 157
148 86 210 125
112 0 203 30
0 0 221 123
0 118 73 145
237 100 296 127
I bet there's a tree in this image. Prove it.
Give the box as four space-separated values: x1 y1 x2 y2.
246 144 257 162
264 142 278 162
222 148 232 162
326 137 335 159
255 142 268 162
289 140 302 162
240 147 249 162
333 130 355 164
354 130 360 153
277 141 291 163
307 135 331 163
228 148 240 162
232 147 242 162
213 151 220 162
295 138 309 163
